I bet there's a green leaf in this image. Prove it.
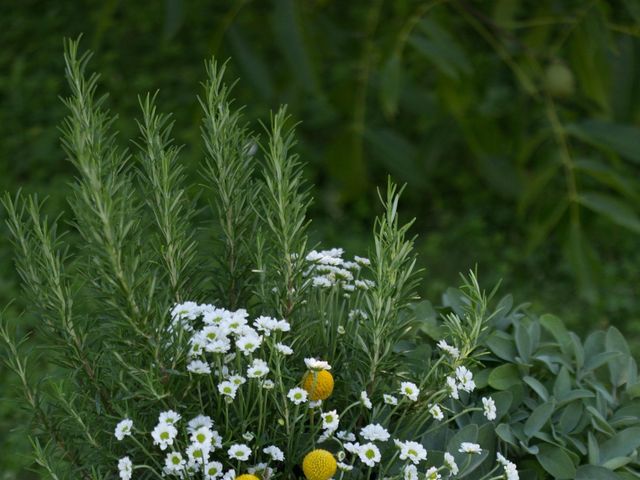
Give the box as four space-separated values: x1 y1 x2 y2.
588 431 600 465
565 222 599 303
583 351 622 373
409 19 471 81
515 321 532 363
524 401 556 438
576 465 621 480
557 389 595 406
486 331 517 362
553 367 572 399
540 314 572 353
489 364 521 390
523 376 549 401
602 457 632 470
578 192 640 234
606 327 632 387
411 301 442 340
566 120 640 164
379 53 402 118
495 423 517 447
492 391 513 421
535 444 576 479
574 158 639 201
558 403 583 434
599 427 640 464
586 406 616 436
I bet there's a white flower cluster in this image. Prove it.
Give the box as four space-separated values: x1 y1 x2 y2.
169 302 292 398
304 248 374 293
497 452 519 480
446 365 476 399
114 411 285 479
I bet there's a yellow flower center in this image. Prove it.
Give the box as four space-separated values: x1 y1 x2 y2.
236 475 260 480
303 449 337 480
302 370 334 401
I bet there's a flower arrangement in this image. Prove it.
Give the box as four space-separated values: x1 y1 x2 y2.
0 39 520 480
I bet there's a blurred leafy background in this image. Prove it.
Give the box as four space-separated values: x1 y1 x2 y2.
1 0 639 477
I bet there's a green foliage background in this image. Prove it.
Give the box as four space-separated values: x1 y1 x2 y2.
0 0 639 477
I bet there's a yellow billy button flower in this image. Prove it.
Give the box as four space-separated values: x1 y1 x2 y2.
236 475 260 480
302 370 334 401
303 449 337 480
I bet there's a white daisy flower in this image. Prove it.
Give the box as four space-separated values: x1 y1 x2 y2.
429 403 444 421
222 310 248 333
151 423 178 450
400 381 420 401
360 391 372 409
497 453 519 480
455 366 476 392
227 443 251 461
459 442 482 454
425 466 441 480
222 469 236 480
263 445 285 462
204 460 223 479
360 424 390 442
383 394 398 405
357 443 381 467
337 430 356 442
247 358 270 378
354 255 371 266
321 410 340 432
158 410 181 426
446 376 459 399
275 343 293 355
191 426 213 448
210 430 223 449
395 440 427 465
254 316 279 335
444 451 459 475
202 325 226 343
403 464 418 480
338 462 354 472
218 380 238 399
355 279 375 290
482 396 497 421
187 359 212 374
171 301 200 320
348 309 368 321
118 456 133 480
236 334 263 356
437 339 460 359
248 463 273 477
262 379 275 389
188 415 213 433
205 337 231 354
274 319 291 332
164 451 186 473
344 442 361 454
229 374 247 386
312 275 333 288
287 387 308 405
114 418 133 441
242 431 255 442
189 332 207 356
186 443 210 464
304 358 332 371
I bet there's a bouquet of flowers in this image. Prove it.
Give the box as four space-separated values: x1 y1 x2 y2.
1 39 517 480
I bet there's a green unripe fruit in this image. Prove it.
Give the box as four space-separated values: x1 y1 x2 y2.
544 62 575 98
